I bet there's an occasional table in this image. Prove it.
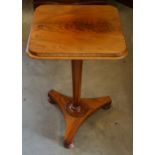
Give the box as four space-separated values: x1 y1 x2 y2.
27 4 127 148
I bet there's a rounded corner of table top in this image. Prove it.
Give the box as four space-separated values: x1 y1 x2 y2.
114 48 128 59
26 49 37 59
34 4 47 11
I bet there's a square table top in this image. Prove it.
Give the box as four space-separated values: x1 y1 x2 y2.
27 5 127 60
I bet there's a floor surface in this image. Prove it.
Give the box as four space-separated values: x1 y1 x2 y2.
22 1 133 154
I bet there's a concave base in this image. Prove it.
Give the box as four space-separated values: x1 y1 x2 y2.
48 90 112 148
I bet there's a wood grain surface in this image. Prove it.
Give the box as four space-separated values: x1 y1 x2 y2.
28 5 127 59
48 89 112 148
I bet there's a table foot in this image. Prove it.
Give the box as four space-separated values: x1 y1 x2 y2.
48 89 112 148
48 92 57 104
63 140 74 149
102 101 112 110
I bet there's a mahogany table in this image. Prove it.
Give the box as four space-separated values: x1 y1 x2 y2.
27 4 127 148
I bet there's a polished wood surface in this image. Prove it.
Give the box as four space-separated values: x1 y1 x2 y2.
28 5 127 60
48 90 112 148
72 60 82 107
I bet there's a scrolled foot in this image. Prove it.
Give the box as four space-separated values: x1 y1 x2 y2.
48 91 57 104
63 140 74 149
102 102 112 110
48 97 56 104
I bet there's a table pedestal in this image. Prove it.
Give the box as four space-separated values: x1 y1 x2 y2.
48 60 112 148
